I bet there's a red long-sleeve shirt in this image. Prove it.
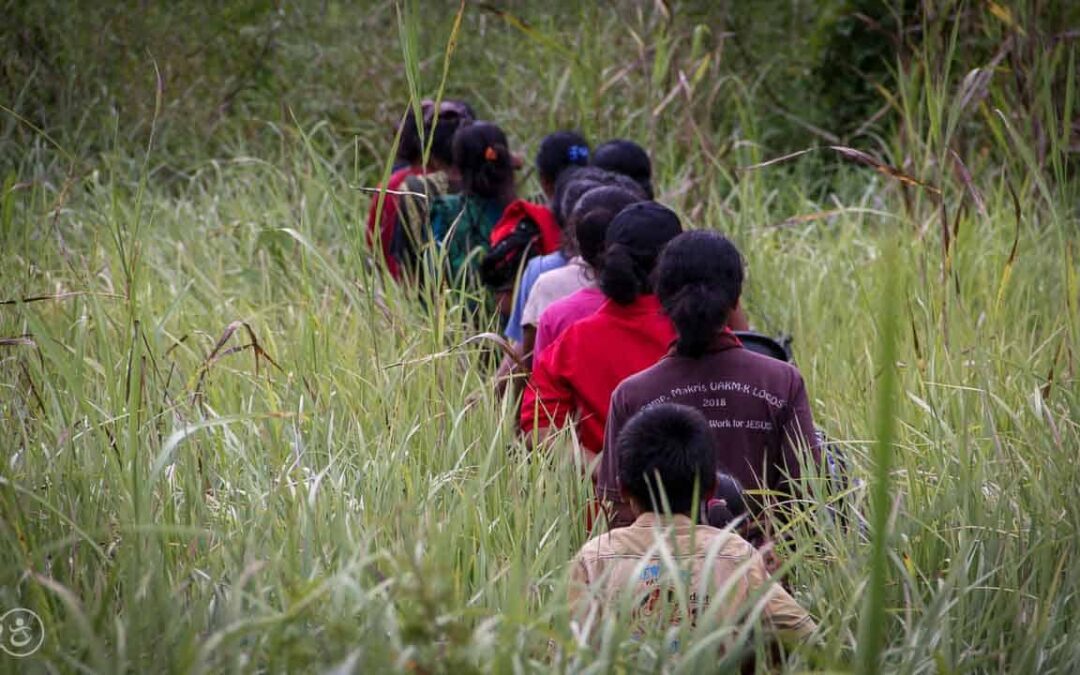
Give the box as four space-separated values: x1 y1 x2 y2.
521 295 676 453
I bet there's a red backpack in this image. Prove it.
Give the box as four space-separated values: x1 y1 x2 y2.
479 200 561 290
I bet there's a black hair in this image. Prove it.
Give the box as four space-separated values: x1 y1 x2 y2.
428 116 463 166
552 166 605 228
442 98 477 121
705 472 747 528
617 404 718 515
599 202 682 305
571 183 646 222
452 121 515 201
397 99 475 166
714 473 747 518
552 166 648 230
570 186 645 269
592 139 654 199
397 113 424 166
536 131 590 186
656 231 745 358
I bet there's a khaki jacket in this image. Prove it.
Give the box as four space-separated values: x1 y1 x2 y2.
568 513 816 641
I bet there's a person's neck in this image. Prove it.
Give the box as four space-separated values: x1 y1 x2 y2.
609 293 658 308
707 328 742 352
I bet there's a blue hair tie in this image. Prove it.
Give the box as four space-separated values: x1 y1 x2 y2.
567 145 589 163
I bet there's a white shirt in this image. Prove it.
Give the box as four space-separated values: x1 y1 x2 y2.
521 257 594 328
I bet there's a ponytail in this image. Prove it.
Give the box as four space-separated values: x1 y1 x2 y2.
656 231 745 358
535 130 590 185
599 243 651 304
452 121 514 201
598 202 683 305
468 141 512 198
665 282 737 357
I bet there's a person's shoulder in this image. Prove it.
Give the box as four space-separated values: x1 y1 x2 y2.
520 255 546 287
531 263 574 294
539 286 586 324
402 169 434 187
387 166 417 188
725 347 804 382
431 190 462 209
428 192 462 221
425 170 450 191
574 531 619 561
612 353 675 399
560 305 609 340
547 312 589 356
523 250 563 279
695 526 756 560
536 251 567 272
530 268 558 294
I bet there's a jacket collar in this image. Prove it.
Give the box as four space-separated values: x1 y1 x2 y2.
632 512 696 529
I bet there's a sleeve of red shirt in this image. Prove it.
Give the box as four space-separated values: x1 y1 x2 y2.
774 370 822 490
520 336 575 437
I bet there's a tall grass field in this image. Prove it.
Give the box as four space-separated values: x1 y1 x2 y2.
2 1 1078 672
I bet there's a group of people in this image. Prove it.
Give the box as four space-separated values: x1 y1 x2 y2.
367 99 824 649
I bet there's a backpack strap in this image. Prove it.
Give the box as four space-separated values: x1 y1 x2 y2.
479 212 543 291
392 173 450 270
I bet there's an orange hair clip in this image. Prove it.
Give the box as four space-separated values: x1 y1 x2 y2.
484 146 498 162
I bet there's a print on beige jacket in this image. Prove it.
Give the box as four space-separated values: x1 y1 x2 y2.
569 513 816 644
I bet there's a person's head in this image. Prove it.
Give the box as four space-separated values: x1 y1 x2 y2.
536 131 590 198
656 231 745 358
396 99 475 168
570 182 647 222
452 121 515 201
440 98 476 121
427 116 464 170
569 186 645 270
618 404 717 516
714 473 747 519
706 473 747 528
552 166 605 228
592 139 653 199
553 167 648 232
396 109 425 167
599 202 682 305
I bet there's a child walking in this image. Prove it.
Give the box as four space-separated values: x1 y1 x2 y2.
568 403 816 646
